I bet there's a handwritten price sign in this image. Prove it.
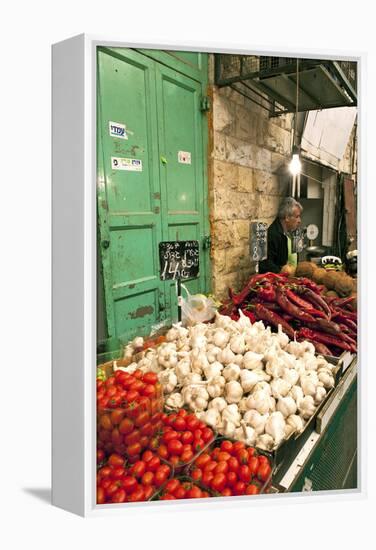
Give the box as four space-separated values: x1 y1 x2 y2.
159 241 200 281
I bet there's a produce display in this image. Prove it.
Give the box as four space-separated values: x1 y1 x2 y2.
222 271 357 357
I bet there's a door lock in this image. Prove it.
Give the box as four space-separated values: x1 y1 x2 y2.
101 240 110 249
203 235 211 249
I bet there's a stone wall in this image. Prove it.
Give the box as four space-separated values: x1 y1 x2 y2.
209 83 294 301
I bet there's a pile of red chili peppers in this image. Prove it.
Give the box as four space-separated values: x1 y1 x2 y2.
221 272 357 357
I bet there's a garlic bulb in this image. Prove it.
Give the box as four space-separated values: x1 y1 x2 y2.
203 361 223 380
234 421 256 445
222 363 241 381
217 346 236 366
243 409 269 435
256 433 275 451
198 408 221 429
300 374 318 397
212 328 230 349
225 380 243 403
242 351 263 370
222 404 241 426
233 354 244 367
246 390 271 415
184 372 203 386
253 381 272 395
237 309 252 330
284 414 304 436
206 345 221 363
276 396 297 418
132 336 144 349
298 395 316 419
270 378 291 399
289 385 304 404
190 334 207 349
229 334 246 355
175 359 191 383
282 367 299 387
317 370 335 389
166 392 184 409
314 385 327 404
220 418 236 438
265 357 285 378
208 396 227 412
238 397 249 412
265 411 286 445
239 370 259 393
158 369 178 393
207 375 226 398
191 349 209 373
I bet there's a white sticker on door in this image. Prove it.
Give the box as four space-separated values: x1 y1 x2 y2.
109 121 128 140
111 157 143 172
178 151 191 164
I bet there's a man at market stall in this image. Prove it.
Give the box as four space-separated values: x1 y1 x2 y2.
259 196 303 274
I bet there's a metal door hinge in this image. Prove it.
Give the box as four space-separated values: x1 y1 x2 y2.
200 96 211 112
203 235 211 249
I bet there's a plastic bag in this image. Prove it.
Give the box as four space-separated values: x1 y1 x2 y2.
179 283 217 326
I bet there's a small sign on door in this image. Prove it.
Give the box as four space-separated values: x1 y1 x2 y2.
109 121 128 140
178 151 191 164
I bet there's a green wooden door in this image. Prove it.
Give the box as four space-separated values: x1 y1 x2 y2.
97 47 209 350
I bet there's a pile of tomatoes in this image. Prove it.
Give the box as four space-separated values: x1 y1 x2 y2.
97 370 163 459
155 409 215 469
188 439 272 496
97 450 172 504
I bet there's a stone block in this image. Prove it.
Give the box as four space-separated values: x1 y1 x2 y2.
211 248 226 273
213 159 239 191
211 220 235 248
238 166 254 193
213 131 227 162
233 219 251 242
213 93 235 135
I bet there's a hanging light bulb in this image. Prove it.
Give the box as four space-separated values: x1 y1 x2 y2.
289 145 301 175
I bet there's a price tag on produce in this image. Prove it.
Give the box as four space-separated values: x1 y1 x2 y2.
250 222 267 262
159 241 200 281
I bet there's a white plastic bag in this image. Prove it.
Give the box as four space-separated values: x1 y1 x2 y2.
179 283 217 326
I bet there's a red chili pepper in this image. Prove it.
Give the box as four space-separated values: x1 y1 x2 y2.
331 312 357 333
298 328 355 352
254 303 295 339
294 286 331 318
284 288 326 318
256 284 277 302
240 309 256 323
332 296 355 308
310 341 332 356
229 273 284 306
275 288 316 323
305 318 341 335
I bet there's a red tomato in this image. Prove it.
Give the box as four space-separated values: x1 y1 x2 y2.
126 442 142 457
204 460 218 474
247 447 256 459
143 485 155 500
140 422 154 436
181 431 194 445
118 417 134 435
128 486 146 502
165 479 180 494
226 471 238 488
193 429 203 441
128 453 141 464
214 461 229 475
234 481 246 495
180 449 194 463
106 481 122 498
172 416 186 432
238 465 251 483
201 491 210 498
142 384 156 398
157 444 169 460
111 428 122 446
106 386 117 398
134 411 150 428
211 473 227 492
110 409 125 426
142 449 154 463
195 453 211 469
201 427 214 443
237 449 249 465
148 436 160 451
258 455 270 465
220 440 233 453
186 486 202 498
193 438 205 452
133 369 143 379
177 408 188 417
227 456 240 473
96 449 105 464
168 455 180 467
162 430 180 443
141 471 154 486
139 435 150 449
111 488 127 503
166 413 178 427
191 468 202 482
221 488 232 497
98 466 112 478
142 372 158 385
160 494 176 500
211 447 221 461
147 456 161 472
99 414 113 431
124 429 141 446
257 463 272 482
217 451 231 463
97 486 106 504
202 471 214 487
129 461 146 478
111 467 126 480
167 439 183 456
246 484 260 495
232 441 246 455
154 469 168 487
185 415 200 431
126 390 140 403
99 478 112 492
248 457 259 476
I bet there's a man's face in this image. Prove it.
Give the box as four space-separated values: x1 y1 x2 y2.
285 206 302 232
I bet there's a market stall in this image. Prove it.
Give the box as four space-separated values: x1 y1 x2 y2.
96 266 357 504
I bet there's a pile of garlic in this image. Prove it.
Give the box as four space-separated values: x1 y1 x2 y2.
123 311 336 451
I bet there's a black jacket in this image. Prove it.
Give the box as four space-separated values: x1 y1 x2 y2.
259 217 288 274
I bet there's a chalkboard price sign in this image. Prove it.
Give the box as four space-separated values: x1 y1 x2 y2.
250 222 268 262
159 241 200 281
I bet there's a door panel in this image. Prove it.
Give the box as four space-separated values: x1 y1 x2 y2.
97 48 165 345
97 48 209 347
